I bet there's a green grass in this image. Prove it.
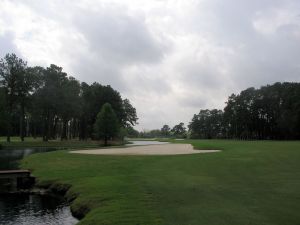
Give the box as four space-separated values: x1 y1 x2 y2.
0 136 123 149
0 136 42 142
21 140 300 225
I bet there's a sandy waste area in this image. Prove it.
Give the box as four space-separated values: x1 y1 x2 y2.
70 144 220 155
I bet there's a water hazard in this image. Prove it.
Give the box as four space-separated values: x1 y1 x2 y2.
0 147 58 170
126 140 169 146
0 147 78 225
0 193 78 225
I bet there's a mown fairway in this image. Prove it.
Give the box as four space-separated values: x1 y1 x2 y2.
21 140 300 225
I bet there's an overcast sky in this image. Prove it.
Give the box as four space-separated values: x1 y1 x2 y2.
1 0 300 130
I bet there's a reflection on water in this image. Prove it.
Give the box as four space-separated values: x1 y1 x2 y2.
0 147 78 225
0 193 78 225
0 148 57 170
126 140 169 146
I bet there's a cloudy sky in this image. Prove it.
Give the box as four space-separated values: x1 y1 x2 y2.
1 0 300 130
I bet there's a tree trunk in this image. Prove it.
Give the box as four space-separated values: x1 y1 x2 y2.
7 125 11 142
26 116 30 137
7 103 13 142
68 119 72 140
52 117 58 140
104 136 108 146
33 122 37 139
43 110 50 142
72 119 77 139
61 119 68 141
79 117 87 140
20 101 25 142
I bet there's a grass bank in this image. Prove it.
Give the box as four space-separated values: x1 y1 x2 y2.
0 136 124 149
21 140 300 225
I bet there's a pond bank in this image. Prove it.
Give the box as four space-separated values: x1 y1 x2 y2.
0 146 80 225
0 172 78 225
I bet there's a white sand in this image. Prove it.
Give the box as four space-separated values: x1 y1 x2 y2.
70 144 220 155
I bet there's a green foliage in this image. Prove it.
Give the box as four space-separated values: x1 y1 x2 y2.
21 140 300 225
0 53 27 141
223 83 300 139
122 98 138 127
0 87 8 135
125 126 139 138
189 82 300 140
94 103 120 145
0 53 138 142
79 82 126 140
139 129 162 138
161 124 170 137
189 109 223 139
171 122 187 138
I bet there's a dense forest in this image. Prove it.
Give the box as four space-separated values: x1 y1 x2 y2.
1 53 299 141
139 122 187 139
189 82 300 140
0 53 138 142
140 82 300 140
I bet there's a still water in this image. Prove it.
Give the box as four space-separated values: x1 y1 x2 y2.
0 193 78 225
126 140 169 146
0 147 78 225
0 147 58 170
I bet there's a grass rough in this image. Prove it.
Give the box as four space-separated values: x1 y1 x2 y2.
0 136 124 149
21 140 300 225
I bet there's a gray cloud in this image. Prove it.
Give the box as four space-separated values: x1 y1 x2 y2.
74 7 166 65
1 0 300 130
57 3 169 93
0 32 20 58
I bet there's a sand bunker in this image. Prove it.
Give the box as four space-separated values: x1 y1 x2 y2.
70 144 220 155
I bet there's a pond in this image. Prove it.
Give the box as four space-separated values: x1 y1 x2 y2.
0 147 59 170
0 147 78 225
126 140 169 146
0 193 78 225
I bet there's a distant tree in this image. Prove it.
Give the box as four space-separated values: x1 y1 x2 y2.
16 66 43 141
138 129 162 138
171 122 186 138
59 76 81 140
149 129 162 138
122 99 138 127
79 83 124 139
33 64 68 141
125 126 139 138
0 87 8 135
161 124 170 137
189 109 223 139
94 103 120 146
0 53 139 142
25 66 44 138
78 82 92 140
0 53 27 142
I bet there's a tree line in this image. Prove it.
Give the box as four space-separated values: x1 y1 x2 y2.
0 53 138 142
137 122 187 139
189 82 300 140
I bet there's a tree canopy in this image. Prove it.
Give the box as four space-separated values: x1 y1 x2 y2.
0 53 138 142
189 82 300 140
94 103 120 145
171 122 187 138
